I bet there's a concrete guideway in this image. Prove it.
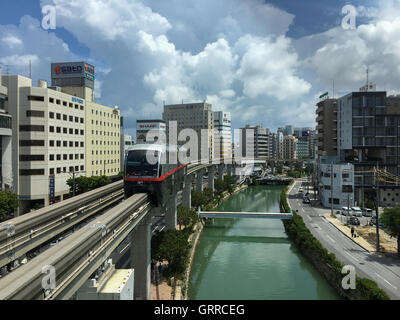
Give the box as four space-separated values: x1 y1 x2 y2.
0 193 151 300
199 211 292 219
288 180 400 300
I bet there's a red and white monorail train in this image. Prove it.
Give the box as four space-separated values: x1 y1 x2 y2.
124 144 187 206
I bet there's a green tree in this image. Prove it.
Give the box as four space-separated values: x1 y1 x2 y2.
67 175 112 196
223 175 235 194
177 206 198 230
276 165 283 175
191 190 205 210
151 230 191 278
0 190 20 220
380 206 400 256
214 179 225 205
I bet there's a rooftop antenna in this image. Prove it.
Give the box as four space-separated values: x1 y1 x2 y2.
29 59 32 79
333 80 335 99
366 66 369 92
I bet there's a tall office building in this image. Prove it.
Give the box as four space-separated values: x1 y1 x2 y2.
0 68 12 191
240 125 272 158
2 62 121 214
316 98 338 158
337 90 400 206
297 140 310 159
213 111 232 159
163 102 214 161
283 125 294 136
85 102 121 177
136 120 166 143
3 75 86 213
283 136 298 160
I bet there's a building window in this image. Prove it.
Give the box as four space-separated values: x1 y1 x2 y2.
80 165 84 171
57 155 61 161
57 168 62 174
69 116 73 122
56 141 61 147
63 154 68 160
63 128 67 134
49 98 55 103
69 128 73 134
20 169 45 176
56 100 61 105
50 154 54 161
28 95 45 102
80 142 84 148
19 155 45 161
20 140 45 147
63 114 67 121
69 103 73 108
69 141 73 147
26 110 45 118
69 154 73 160
63 141 67 147
49 112 54 119
50 168 54 175
56 127 61 133
50 140 54 147
20 125 45 132
63 101 67 107
56 113 61 120
80 130 84 135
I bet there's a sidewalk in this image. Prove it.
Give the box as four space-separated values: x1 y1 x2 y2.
324 214 376 252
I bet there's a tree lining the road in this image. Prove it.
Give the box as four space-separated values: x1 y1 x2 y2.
380 205 400 257
280 183 390 300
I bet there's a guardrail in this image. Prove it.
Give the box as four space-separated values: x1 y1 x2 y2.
0 181 124 269
0 193 150 300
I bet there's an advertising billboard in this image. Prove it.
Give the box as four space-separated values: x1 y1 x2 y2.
51 62 95 89
137 121 166 131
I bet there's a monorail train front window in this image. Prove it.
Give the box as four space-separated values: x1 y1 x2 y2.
126 150 159 177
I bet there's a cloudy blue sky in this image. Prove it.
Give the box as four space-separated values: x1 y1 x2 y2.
0 0 399 138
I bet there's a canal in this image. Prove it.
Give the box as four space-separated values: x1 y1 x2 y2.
188 185 340 300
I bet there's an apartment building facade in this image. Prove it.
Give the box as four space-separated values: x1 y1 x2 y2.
316 98 338 158
283 135 298 160
337 90 400 206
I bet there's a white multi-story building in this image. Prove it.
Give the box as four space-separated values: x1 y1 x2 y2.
213 111 232 159
3 75 86 214
136 120 166 143
318 158 354 209
0 68 12 191
163 102 214 161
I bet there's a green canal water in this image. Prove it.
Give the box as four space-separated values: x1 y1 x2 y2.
188 185 341 300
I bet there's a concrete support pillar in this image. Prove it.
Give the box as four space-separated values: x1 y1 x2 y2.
208 167 215 191
227 164 233 176
196 170 204 192
218 165 224 180
182 175 192 208
131 221 151 300
165 192 178 230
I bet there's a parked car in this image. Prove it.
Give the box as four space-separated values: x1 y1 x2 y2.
298 189 304 193
341 207 351 216
351 207 363 217
362 208 373 217
349 217 360 226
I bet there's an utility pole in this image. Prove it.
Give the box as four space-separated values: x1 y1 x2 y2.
347 193 350 225
330 162 334 216
375 163 380 252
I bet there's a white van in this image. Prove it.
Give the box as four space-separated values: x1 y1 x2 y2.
351 207 363 217
341 207 350 216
